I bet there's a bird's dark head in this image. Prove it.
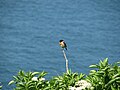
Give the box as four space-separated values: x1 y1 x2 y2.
59 40 64 42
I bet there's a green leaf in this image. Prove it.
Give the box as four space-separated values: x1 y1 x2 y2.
8 80 15 85
38 71 47 78
89 64 99 68
0 85 2 89
116 61 120 64
111 85 116 90
105 77 120 88
18 82 25 88
13 76 19 81
79 73 85 79
90 70 96 73
112 73 120 78
19 70 25 76
32 72 40 76
99 60 104 68
103 58 108 66
27 81 35 87
28 86 36 90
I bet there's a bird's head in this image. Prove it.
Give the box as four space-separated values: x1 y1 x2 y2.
59 40 64 42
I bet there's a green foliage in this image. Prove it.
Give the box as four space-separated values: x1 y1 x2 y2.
9 70 48 90
9 70 85 90
8 58 120 90
49 70 85 90
86 58 120 90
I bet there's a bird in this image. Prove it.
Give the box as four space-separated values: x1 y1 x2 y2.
59 40 67 50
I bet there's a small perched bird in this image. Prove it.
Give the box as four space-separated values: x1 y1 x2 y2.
59 40 67 50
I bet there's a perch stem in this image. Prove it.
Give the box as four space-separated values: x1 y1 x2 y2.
62 50 69 74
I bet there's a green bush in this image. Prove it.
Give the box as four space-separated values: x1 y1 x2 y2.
9 70 84 90
49 70 85 90
8 71 48 90
8 58 120 90
86 58 120 90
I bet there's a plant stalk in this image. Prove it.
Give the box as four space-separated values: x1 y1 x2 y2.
62 50 69 74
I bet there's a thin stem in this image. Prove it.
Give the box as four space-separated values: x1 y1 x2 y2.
62 50 69 74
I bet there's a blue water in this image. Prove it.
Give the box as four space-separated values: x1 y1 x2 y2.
0 0 120 89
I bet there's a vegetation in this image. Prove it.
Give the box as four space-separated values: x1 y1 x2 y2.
86 58 120 90
49 70 85 90
8 70 84 90
8 71 48 90
0 82 2 89
8 58 120 90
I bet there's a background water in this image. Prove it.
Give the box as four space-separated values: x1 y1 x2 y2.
0 0 120 89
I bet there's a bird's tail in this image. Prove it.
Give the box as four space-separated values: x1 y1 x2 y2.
65 47 67 50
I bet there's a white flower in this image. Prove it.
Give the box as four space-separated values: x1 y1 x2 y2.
69 80 92 90
32 77 38 81
69 86 76 90
32 77 45 81
75 80 92 88
39 78 45 81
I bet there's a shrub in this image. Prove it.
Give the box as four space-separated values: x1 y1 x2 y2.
49 70 85 90
8 58 120 90
9 70 85 90
8 70 48 90
86 58 120 90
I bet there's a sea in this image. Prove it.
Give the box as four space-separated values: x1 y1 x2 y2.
0 0 120 89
